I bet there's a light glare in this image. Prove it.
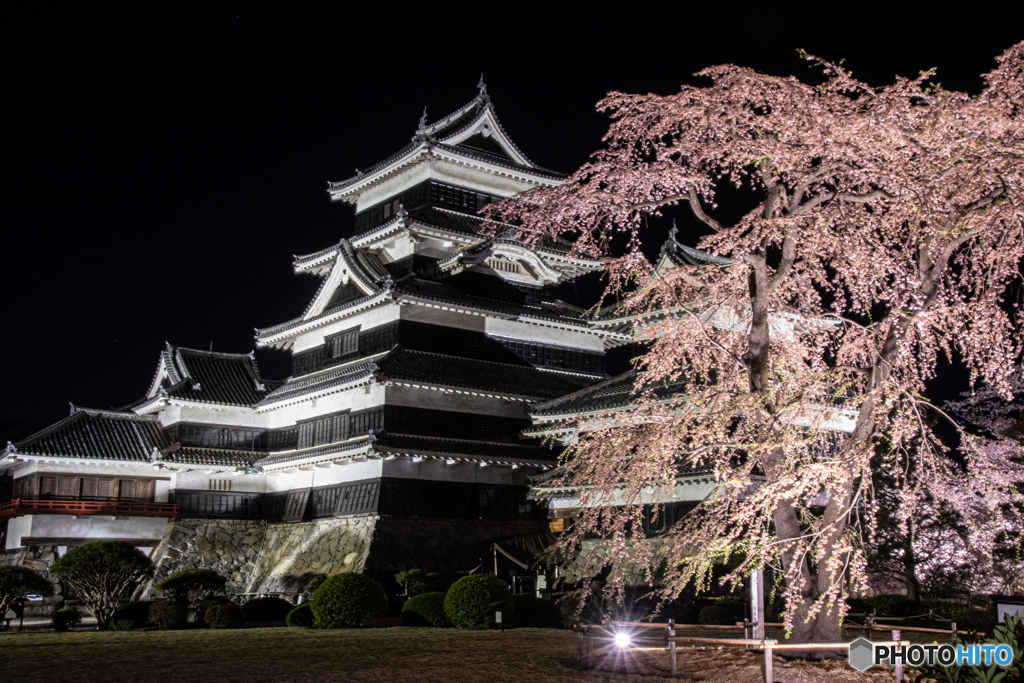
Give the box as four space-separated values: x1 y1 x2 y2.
614 632 632 648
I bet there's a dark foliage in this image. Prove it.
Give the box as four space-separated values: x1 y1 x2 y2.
401 592 450 627
50 608 82 631
48 541 153 629
310 573 388 629
110 601 152 630
205 602 245 629
286 603 314 628
698 605 735 625
242 597 294 622
149 600 187 630
512 595 561 628
443 575 514 630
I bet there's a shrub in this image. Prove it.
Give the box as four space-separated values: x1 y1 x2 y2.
698 605 735 625
286 603 315 628
51 608 82 631
401 592 450 627
395 569 456 597
198 596 233 624
310 573 388 629
444 574 514 630
48 541 153 630
0 566 53 617
205 602 245 629
110 601 152 630
110 619 135 631
156 569 228 620
513 595 561 628
243 597 294 623
149 600 187 630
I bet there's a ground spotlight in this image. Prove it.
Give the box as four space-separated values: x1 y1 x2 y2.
614 632 632 649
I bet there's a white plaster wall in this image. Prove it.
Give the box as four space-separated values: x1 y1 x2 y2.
291 303 401 354
263 460 383 492
171 469 268 493
260 382 387 428
166 404 265 429
5 514 169 549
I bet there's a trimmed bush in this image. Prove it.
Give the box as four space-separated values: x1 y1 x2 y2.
444 574 514 630
199 596 233 624
205 602 245 629
110 601 152 630
0 566 53 617
51 608 82 631
156 569 227 621
310 573 388 629
149 600 187 630
513 595 561 628
286 603 314 628
110 619 135 631
698 605 734 625
402 592 450 627
243 597 294 623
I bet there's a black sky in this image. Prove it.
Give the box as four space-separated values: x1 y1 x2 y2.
2 4 1019 430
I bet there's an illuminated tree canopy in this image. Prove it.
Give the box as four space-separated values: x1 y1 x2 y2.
493 42 1024 643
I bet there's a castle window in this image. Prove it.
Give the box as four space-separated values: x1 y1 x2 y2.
329 327 359 359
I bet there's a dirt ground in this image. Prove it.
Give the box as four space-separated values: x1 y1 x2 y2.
0 626 901 682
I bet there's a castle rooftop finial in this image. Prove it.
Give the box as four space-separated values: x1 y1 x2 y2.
477 73 489 103
417 106 428 133
670 219 679 242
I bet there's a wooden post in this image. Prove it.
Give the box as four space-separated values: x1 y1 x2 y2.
951 621 957 639
668 618 677 675
865 614 873 642
588 626 594 668
763 644 773 683
576 629 583 661
893 630 903 682
750 569 765 641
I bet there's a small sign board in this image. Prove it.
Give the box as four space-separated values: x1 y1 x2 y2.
495 611 502 624
996 601 1024 622
4 610 16 620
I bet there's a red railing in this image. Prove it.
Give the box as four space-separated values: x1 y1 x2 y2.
0 499 178 520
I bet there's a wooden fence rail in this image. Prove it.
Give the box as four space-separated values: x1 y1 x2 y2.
579 620 957 682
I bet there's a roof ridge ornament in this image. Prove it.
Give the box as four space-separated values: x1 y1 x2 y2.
669 219 680 243
477 73 490 104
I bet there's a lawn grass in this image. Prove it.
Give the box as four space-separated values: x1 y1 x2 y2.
0 626 893 682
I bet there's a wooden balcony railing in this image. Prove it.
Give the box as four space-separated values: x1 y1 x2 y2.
0 499 178 520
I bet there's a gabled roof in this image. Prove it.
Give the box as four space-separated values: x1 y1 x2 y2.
257 355 383 409
9 407 171 462
327 82 563 204
394 278 592 329
377 348 597 401
657 223 732 271
302 240 393 320
157 445 262 467
146 343 273 407
526 370 688 435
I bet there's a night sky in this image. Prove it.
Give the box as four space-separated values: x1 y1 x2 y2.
3 5 1019 434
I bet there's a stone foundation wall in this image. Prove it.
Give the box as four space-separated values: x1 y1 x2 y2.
0 545 66 616
246 516 377 594
139 519 266 599
367 516 550 574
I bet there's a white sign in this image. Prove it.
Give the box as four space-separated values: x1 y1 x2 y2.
495 611 502 624
997 602 1024 622
4 609 16 620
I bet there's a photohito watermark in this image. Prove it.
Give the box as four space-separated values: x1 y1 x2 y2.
847 637 1014 672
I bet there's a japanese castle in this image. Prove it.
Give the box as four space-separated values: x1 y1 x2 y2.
0 83 639 591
